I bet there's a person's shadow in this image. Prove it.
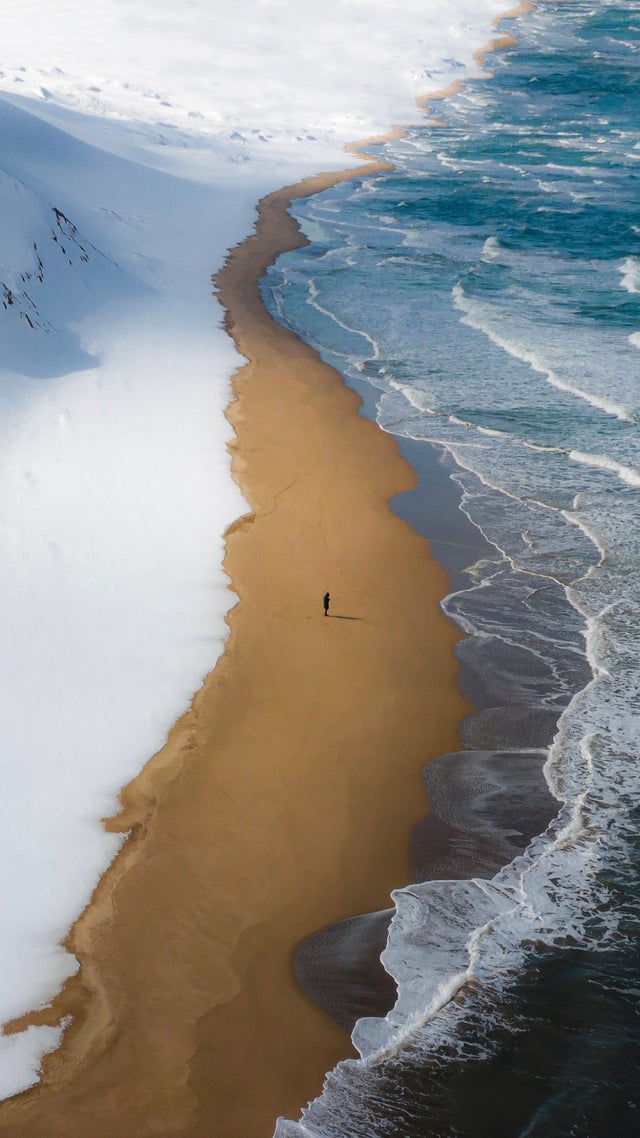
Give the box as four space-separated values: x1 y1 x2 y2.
327 614 363 621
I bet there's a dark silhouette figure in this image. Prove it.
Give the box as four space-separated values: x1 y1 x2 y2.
323 591 330 617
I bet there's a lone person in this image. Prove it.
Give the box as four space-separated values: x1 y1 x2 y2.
323 591 330 617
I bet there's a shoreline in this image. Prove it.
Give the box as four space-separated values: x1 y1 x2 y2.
0 151 471 1137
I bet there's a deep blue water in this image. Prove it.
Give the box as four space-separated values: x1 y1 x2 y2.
265 3 640 1134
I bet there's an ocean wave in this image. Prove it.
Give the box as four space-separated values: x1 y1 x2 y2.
452 283 634 422
306 280 381 361
619 255 640 293
354 654 637 1066
568 448 640 487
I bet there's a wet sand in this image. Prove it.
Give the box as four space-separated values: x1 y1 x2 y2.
0 161 471 1138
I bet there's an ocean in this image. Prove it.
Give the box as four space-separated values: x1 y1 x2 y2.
262 2 640 1135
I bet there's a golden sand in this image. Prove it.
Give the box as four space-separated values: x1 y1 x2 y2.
0 166 471 1138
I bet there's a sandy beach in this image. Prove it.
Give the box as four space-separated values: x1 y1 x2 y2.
0 159 471 1138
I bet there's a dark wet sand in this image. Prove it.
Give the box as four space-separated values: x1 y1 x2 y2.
294 440 561 1032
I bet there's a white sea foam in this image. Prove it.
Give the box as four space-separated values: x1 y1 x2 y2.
453 283 634 421
449 414 506 438
568 449 640 487
307 280 381 362
353 875 508 1060
0 0 510 1100
619 255 640 293
388 378 438 415
481 234 504 260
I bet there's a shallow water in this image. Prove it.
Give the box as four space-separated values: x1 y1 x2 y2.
264 2 640 1134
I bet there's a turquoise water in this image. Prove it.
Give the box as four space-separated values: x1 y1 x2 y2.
266 3 640 1134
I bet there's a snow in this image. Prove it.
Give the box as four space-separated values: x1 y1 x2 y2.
0 0 508 1098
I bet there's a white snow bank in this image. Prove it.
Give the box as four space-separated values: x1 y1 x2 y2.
0 0 508 1098
4 0 506 158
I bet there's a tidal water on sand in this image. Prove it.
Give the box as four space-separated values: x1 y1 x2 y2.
263 3 640 1134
